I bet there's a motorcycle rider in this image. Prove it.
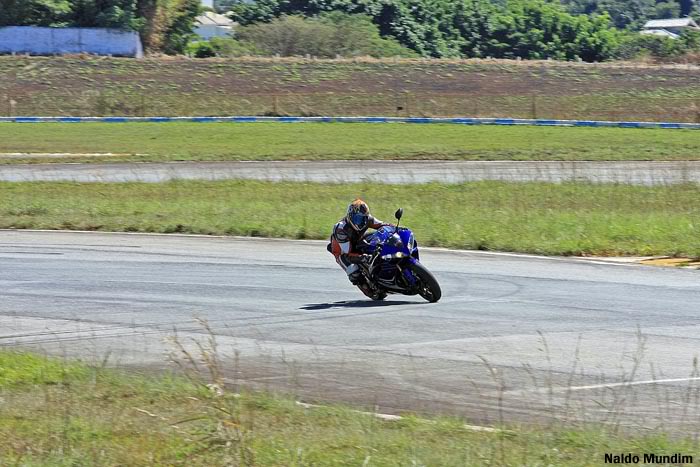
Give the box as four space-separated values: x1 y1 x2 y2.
328 199 391 297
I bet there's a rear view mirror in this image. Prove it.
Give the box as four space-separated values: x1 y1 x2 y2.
394 208 403 221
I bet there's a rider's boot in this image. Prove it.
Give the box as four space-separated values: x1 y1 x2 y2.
356 278 386 301
350 272 376 299
350 269 385 301
357 281 375 299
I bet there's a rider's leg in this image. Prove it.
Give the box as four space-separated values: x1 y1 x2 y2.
337 255 377 299
336 256 362 284
346 264 362 285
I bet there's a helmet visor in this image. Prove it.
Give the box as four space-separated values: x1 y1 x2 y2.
350 212 368 230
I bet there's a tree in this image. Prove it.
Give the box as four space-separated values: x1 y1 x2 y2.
160 0 201 54
654 1 681 18
214 0 239 12
678 0 698 16
575 12 621 61
0 0 72 27
562 0 656 30
70 0 144 29
484 0 620 61
453 0 497 58
137 0 201 54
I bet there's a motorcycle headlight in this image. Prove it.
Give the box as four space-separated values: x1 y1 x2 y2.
408 232 415 250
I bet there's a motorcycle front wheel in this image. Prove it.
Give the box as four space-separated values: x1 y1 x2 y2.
409 263 442 303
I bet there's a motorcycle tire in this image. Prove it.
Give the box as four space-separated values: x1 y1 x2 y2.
409 262 442 303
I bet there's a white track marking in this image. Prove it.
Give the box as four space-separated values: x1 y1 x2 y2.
564 376 700 392
507 376 700 397
220 376 502 432
294 401 501 433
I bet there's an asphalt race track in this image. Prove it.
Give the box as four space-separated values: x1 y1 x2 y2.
2 230 700 430
3 160 700 185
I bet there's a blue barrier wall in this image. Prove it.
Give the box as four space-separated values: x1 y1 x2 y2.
0 26 143 58
0 115 698 129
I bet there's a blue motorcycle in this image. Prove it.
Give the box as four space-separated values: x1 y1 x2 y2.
358 208 441 303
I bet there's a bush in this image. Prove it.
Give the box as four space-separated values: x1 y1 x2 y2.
233 13 417 58
186 37 260 58
187 41 217 58
209 36 259 56
318 12 418 58
615 31 700 61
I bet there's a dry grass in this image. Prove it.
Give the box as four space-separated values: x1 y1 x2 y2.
2 56 700 121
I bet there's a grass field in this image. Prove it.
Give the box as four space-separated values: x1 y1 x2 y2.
1 350 697 466
1 56 700 121
1 122 700 164
2 180 699 257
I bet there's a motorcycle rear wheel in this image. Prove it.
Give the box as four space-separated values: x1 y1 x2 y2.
409 263 441 303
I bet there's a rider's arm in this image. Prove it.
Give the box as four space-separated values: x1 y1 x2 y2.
339 241 367 263
369 216 392 229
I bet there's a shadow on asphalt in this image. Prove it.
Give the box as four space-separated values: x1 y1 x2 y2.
300 300 417 310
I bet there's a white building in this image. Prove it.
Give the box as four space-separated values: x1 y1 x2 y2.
0 26 144 57
641 18 700 39
640 28 680 39
194 11 236 40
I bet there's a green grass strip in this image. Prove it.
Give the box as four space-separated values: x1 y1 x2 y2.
2 180 700 257
1 123 700 164
1 349 698 466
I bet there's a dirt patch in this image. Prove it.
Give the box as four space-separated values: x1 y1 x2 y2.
640 257 700 268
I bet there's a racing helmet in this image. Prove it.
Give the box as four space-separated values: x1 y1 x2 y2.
346 199 370 231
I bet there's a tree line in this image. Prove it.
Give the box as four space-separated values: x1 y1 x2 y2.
0 0 201 53
1 0 699 60
207 0 699 61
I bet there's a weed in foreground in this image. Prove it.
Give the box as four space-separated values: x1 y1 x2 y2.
3 316 700 464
